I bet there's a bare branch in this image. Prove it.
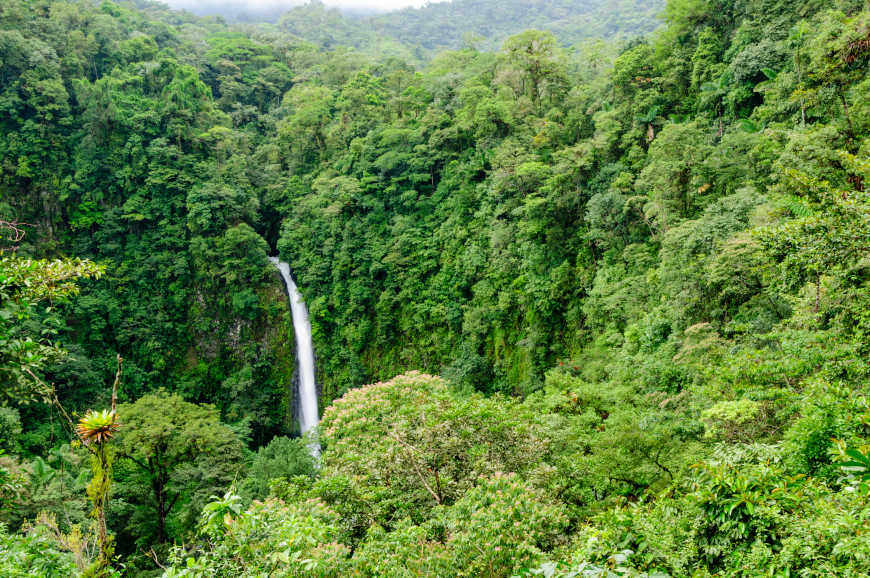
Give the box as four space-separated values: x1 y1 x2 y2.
386 430 442 505
0 219 32 250
111 354 122 414
146 548 167 570
24 368 75 432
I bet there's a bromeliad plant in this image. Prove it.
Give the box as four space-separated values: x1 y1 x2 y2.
28 355 123 577
77 407 120 578
74 357 122 578
26 354 125 578
76 410 121 446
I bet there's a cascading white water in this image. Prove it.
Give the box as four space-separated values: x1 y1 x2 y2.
269 257 320 445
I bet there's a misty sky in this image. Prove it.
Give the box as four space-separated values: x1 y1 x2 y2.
164 0 445 15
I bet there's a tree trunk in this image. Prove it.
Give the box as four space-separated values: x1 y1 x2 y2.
91 445 114 577
155 476 168 544
796 52 806 127
150 453 169 544
840 91 855 140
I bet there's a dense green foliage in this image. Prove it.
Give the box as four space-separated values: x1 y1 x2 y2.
2 0 870 575
112 391 245 548
0 519 79 577
0 255 103 404
240 435 316 501
1 0 300 451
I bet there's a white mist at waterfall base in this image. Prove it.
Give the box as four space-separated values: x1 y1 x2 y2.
270 257 320 455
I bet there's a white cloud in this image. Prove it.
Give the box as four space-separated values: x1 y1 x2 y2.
163 0 441 15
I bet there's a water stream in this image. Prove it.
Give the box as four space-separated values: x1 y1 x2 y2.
269 257 320 452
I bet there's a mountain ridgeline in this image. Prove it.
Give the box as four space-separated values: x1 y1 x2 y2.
271 0 665 54
2 0 870 575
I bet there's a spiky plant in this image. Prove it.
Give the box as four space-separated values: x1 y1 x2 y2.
76 409 120 445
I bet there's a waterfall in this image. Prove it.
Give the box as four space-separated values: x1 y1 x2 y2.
269 257 320 448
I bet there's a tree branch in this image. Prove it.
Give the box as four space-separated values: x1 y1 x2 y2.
386 430 442 505
167 490 181 514
118 451 149 471
0 219 31 249
23 368 90 451
111 354 122 414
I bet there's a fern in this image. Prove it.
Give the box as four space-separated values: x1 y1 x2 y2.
782 195 814 217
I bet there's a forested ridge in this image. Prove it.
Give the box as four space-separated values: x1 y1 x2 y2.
2 0 870 576
271 0 664 55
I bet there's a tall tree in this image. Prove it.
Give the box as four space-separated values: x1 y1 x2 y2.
114 392 244 546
